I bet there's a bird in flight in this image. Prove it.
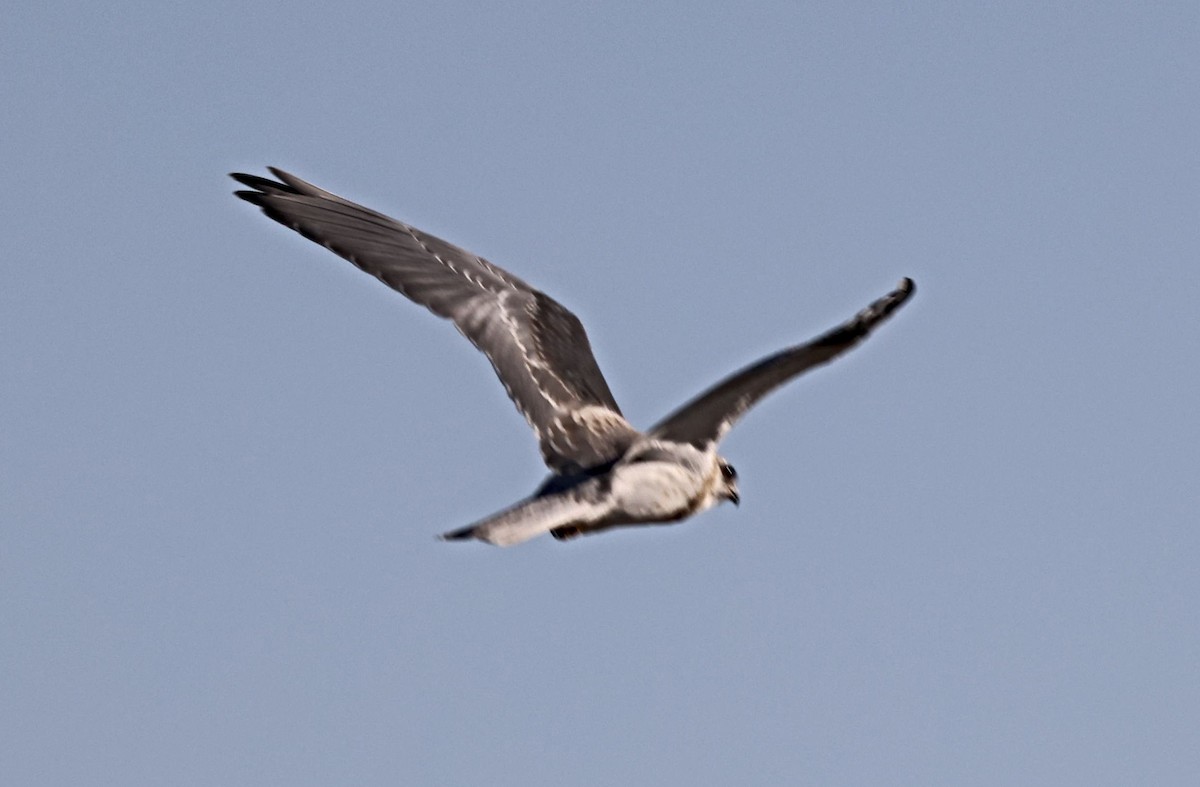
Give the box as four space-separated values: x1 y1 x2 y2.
232 168 914 546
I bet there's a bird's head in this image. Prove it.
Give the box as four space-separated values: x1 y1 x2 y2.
717 459 740 507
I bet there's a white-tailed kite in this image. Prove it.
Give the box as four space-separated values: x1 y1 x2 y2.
232 168 915 546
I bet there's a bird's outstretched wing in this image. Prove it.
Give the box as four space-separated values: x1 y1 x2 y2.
649 278 915 448
232 168 639 473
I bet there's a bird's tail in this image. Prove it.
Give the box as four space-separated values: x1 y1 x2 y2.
440 523 486 542
439 487 605 547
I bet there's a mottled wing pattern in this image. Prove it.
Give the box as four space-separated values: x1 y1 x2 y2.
232 168 639 473
650 278 915 448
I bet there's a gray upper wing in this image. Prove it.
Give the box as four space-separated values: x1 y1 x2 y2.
232 168 638 473
649 278 915 448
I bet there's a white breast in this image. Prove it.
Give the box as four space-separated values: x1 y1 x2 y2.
608 444 720 522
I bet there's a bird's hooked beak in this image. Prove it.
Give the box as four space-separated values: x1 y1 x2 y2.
717 460 740 507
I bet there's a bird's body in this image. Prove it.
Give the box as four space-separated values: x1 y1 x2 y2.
432 433 729 546
232 168 914 546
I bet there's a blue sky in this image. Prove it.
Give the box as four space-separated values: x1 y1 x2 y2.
2 2 1197 784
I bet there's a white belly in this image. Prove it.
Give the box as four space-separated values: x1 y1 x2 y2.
608 460 712 522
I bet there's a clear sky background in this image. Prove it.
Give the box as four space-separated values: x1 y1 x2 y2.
2 2 1197 785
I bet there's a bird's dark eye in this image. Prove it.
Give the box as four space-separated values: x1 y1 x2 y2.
720 463 737 480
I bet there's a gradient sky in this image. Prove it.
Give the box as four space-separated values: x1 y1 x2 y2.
3 2 1197 785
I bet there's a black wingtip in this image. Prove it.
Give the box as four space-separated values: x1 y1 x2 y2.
232 189 265 206
890 277 915 303
230 171 267 189
878 277 916 316
230 169 301 199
